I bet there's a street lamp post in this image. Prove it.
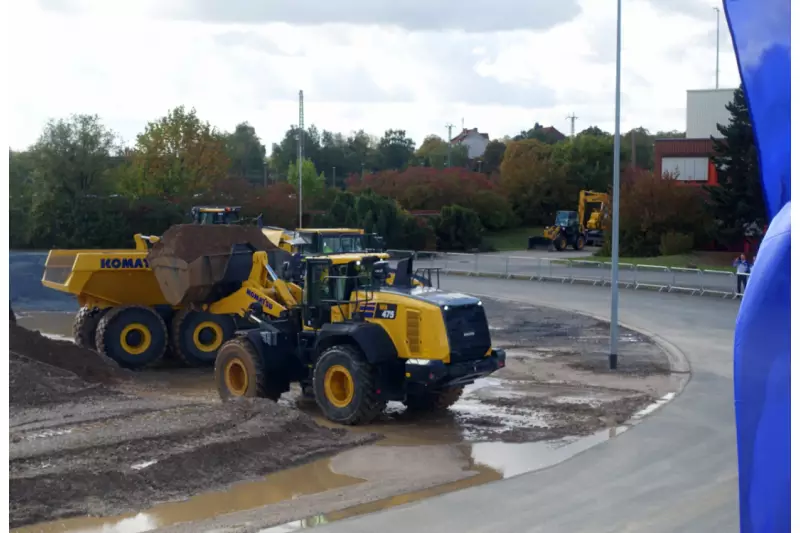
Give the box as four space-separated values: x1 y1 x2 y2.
713 7 721 89
609 0 623 370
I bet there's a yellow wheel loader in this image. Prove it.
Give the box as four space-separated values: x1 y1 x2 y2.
214 254 507 426
529 190 609 251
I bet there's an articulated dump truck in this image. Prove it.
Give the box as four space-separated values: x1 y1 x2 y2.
41 225 295 369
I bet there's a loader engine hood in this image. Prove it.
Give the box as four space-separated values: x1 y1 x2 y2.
383 287 481 308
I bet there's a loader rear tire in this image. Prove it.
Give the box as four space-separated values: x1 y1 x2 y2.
73 306 108 351
215 337 284 401
95 306 168 369
313 344 385 425
171 308 236 367
404 386 464 413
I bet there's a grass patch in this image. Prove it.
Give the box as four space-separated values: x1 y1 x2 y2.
583 251 738 271
483 227 543 251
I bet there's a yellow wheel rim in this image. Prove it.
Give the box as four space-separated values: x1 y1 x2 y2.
119 323 152 355
224 358 249 396
193 321 224 353
324 364 355 408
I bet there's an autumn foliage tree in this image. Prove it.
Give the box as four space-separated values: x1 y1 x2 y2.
118 106 231 198
500 139 573 226
605 168 712 257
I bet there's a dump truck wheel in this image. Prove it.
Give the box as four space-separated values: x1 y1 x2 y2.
95 306 168 369
214 338 283 401
313 344 385 425
171 309 236 367
73 306 107 351
404 386 464 413
574 235 586 251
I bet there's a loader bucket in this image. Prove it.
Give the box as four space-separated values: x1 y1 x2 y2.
147 224 281 306
527 236 553 250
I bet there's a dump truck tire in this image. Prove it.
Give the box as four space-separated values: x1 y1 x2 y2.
404 386 464 413
313 344 385 425
171 308 236 367
574 235 586 251
215 337 283 401
73 306 107 351
95 306 168 369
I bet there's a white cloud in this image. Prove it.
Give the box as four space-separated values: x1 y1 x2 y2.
8 0 741 152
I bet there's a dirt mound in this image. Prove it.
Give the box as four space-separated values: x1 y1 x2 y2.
10 352 120 406
148 224 279 264
9 323 126 385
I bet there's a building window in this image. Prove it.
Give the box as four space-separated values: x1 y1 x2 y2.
662 157 709 181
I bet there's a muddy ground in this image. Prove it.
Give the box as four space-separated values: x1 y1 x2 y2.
10 296 681 532
9 325 375 528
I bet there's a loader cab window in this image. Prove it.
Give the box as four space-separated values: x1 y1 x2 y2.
555 211 577 228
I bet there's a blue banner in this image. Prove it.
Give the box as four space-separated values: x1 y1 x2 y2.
724 0 791 531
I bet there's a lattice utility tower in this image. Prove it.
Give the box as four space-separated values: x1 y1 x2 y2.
566 113 578 137
298 90 304 228
445 123 455 168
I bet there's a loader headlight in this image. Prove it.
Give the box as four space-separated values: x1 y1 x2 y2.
443 305 450 311
477 300 483 306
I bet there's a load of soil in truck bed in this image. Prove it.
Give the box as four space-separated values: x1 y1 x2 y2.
9 325 378 529
148 224 280 264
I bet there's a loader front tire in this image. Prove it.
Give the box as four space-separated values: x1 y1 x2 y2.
73 306 108 351
404 386 464 413
171 308 236 367
313 344 385 425
554 235 567 251
215 337 284 401
573 235 586 251
95 306 168 369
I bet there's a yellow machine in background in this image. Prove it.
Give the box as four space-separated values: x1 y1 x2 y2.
537 189 609 251
215 254 507 425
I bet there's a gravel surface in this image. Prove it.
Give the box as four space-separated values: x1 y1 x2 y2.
9 326 377 529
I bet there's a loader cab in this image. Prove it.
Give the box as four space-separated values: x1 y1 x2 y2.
301 256 382 329
191 206 242 225
554 210 579 230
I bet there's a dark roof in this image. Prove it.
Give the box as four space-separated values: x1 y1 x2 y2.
452 128 490 143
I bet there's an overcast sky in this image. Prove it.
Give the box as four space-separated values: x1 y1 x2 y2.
9 0 740 152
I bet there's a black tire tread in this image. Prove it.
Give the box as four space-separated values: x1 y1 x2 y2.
73 306 102 350
315 344 385 425
95 305 168 369
216 337 282 401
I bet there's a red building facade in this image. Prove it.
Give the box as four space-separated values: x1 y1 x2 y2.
653 138 719 186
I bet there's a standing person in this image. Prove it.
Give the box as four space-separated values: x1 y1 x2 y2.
733 253 751 294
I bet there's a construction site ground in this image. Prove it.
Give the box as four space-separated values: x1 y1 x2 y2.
11 293 683 533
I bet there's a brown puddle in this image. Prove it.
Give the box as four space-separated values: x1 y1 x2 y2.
257 427 629 532
13 459 363 533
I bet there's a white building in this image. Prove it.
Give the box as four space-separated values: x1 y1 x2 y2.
685 88 737 139
451 128 490 159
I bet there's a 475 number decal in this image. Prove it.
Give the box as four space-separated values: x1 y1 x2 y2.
360 302 398 320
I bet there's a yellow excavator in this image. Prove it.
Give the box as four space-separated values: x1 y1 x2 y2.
532 190 609 251
215 253 506 425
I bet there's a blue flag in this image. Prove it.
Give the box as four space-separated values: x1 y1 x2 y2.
724 0 791 531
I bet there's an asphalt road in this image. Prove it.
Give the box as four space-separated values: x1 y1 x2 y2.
319 276 740 533
413 253 740 296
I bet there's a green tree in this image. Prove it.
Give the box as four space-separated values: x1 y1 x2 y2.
480 140 506 174
288 157 325 200
577 126 610 137
706 86 767 245
435 205 483 250
551 134 617 192
120 106 231 197
226 122 266 183
377 129 416 170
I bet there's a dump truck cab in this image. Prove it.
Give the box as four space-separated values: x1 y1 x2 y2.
214 254 506 425
191 206 242 225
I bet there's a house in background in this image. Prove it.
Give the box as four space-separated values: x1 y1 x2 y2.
451 128 490 159
653 88 736 187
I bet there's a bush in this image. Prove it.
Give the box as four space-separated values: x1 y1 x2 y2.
466 190 517 231
659 232 694 256
435 205 483 251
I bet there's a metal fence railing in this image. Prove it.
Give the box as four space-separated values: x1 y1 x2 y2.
385 250 751 299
